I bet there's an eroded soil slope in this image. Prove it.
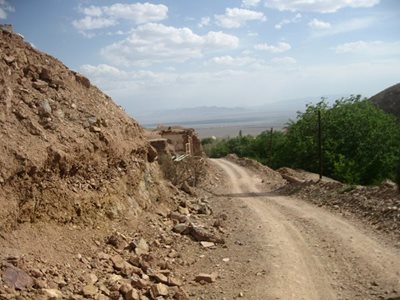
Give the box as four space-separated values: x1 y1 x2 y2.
0 28 164 230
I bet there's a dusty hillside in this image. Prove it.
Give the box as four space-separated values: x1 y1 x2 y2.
370 83 400 118
0 27 165 230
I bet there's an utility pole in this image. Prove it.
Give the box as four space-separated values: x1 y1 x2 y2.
268 127 273 165
318 110 322 181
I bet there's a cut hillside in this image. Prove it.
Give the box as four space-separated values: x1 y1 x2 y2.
370 83 400 118
0 27 168 231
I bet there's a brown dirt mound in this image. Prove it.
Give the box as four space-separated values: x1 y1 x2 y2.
225 154 286 190
0 28 167 231
278 180 400 242
277 167 338 183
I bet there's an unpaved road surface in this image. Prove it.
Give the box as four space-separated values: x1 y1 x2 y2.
212 158 400 300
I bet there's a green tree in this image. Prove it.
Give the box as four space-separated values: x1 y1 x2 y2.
203 95 400 185
284 96 400 184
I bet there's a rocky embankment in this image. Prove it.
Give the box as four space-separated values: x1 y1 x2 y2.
0 27 163 231
277 171 400 243
0 186 226 299
0 26 227 300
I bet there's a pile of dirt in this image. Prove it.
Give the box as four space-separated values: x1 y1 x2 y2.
370 82 400 118
0 186 226 299
0 28 169 231
225 154 286 190
278 174 400 241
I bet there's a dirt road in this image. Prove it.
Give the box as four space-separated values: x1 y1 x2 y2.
212 158 400 300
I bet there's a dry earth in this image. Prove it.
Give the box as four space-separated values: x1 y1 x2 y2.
190 158 400 300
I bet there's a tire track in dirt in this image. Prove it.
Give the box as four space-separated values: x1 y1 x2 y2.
212 158 400 300
213 159 336 300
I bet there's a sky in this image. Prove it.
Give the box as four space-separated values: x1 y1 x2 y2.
3 0 400 116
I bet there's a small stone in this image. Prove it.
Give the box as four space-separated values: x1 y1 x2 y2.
167 276 182 287
107 233 128 250
85 273 98 284
87 116 97 125
3 55 15 64
111 255 125 270
150 272 168 284
190 226 224 243
149 283 169 298
75 73 91 88
32 80 48 90
90 125 102 132
3 265 33 290
42 288 63 299
173 223 190 234
169 211 188 223
173 288 190 300
30 268 43 278
124 288 140 300
39 99 52 117
197 204 211 215
39 67 52 81
239 292 244 297
98 252 110 260
33 278 47 289
194 273 217 283
178 206 190 215
81 284 98 297
222 258 230 262
119 283 132 295
200 241 215 248
180 181 195 195
131 275 149 289
134 238 149 256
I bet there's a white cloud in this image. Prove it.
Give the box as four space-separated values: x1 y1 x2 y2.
215 8 266 29
100 23 239 67
308 18 331 30
81 64 176 92
81 64 125 77
248 31 259 37
311 17 375 37
271 56 297 64
73 2 168 31
101 3 168 24
0 0 14 19
255 42 291 53
79 58 400 115
72 16 117 30
265 0 380 13
275 13 301 29
198 17 210 28
242 0 261 8
80 60 400 115
211 55 258 66
81 5 103 17
335 40 400 56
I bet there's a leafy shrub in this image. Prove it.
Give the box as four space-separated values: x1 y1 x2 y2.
204 96 400 185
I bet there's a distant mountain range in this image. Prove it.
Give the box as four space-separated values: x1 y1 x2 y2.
136 94 348 128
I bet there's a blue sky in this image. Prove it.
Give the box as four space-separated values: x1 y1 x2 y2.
4 0 400 115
